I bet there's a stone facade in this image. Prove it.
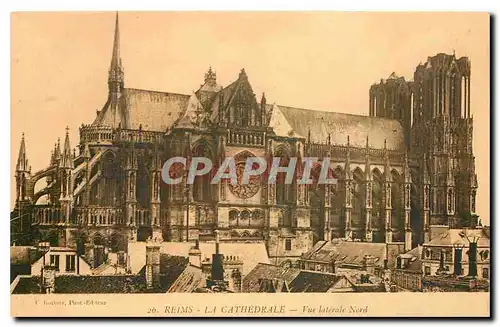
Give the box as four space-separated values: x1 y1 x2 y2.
11 14 479 267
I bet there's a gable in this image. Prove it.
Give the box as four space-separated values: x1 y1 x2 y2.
216 71 263 127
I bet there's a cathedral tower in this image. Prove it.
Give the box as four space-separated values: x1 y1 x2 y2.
369 73 413 146
411 53 477 232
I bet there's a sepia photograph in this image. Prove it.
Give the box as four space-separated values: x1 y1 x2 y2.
9 11 490 317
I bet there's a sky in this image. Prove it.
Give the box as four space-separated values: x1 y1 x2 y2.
11 12 490 223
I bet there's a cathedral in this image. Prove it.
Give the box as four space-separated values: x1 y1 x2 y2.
11 14 479 266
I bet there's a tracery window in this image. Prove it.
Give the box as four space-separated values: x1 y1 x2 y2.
192 143 213 202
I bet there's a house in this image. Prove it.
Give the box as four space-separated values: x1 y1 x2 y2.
391 246 423 291
421 227 490 279
298 239 405 279
242 263 300 293
31 246 92 276
11 246 42 282
127 239 269 278
10 243 203 294
288 271 356 293
243 262 388 293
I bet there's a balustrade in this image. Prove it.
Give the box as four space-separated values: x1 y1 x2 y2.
116 129 164 144
33 205 156 227
32 206 63 225
80 125 164 145
227 130 265 147
74 207 124 226
80 125 114 143
306 143 406 165
135 208 151 226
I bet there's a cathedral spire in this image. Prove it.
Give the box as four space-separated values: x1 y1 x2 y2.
108 12 124 88
110 12 121 72
204 66 217 85
53 138 61 165
16 133 29 172
260 93 267 126
61 127 74 169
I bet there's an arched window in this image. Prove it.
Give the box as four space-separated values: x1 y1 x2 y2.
391 171 402 230
330 167 345 217
447 189 453 212
101 151 120 207
240 210 250 227
229 210 239 227
309 163 325 236
351 168 364 228
372 169 384 229
136 153 151 209
274 147 292 205
192 142 212 202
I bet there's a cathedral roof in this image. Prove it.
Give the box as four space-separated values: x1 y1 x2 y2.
276 105 405 150
92 81 405 151
123 88 190 131
93 88 190 131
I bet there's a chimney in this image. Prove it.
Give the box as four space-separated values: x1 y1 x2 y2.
453 247 463 276
188 239 202 267
211 230 224 281
363 255 376 275
41 265 56 294
231 269 242 293
145 242 161 289
330 260 336 273
467 242 478 278
215 230 220 254
436 249 446 274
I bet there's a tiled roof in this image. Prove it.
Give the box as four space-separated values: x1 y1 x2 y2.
352 283 388 293
242 263 300 293
128 241 270 277
288 271 344 293
399 246 423 272
11 276 42 294
159 254 189 290
277 105 405 150
10 246 43 282
93 88 190 131
425 228 490 248
10 246 35 265
167 265 205 293
301 240 387 267
54 275 147 293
